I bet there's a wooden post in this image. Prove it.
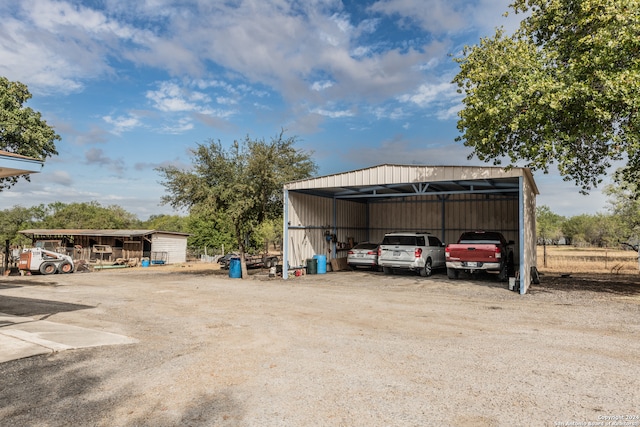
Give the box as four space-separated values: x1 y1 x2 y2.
3 239 9 275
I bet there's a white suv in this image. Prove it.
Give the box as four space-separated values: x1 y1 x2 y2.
378 232 446 277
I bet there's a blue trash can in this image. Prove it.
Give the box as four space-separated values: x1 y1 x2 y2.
229 257 241 278
314 254 327 274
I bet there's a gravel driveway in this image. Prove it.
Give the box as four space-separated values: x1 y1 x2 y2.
1 266 639 427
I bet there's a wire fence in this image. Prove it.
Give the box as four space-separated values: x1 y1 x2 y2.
537 246 640 274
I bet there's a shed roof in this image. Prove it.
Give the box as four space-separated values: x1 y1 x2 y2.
19 229 190 238
285 164 538 199
0 150 43 178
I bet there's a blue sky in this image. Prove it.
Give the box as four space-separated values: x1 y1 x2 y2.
0 0 610 220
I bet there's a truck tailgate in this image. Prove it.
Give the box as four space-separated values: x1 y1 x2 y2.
447 244 498 262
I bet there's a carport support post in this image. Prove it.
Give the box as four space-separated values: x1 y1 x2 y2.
519 176 526 295
440 195 448 243
282 188 289 280
332 196 337 259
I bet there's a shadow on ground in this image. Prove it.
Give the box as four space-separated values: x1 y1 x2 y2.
0 296 94 318
533 272 640 296
0 347 245 426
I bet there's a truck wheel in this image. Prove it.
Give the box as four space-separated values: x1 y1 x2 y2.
58 261 74 274
420 259 433 277
265 258 273 268
447 268 459 280
531 266 541 285
39 262 57 275
507 253 516 277
498 263 508 282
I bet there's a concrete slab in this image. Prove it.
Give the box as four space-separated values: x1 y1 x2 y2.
0 334 50 363
0 312 137 364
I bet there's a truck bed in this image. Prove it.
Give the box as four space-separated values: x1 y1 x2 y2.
445 231 513 280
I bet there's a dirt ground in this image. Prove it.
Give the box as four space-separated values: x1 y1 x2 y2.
1 264 639 427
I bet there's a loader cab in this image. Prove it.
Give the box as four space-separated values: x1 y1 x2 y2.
34 240 63 252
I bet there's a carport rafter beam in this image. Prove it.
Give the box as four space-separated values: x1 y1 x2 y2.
331 187 519 199
411 182 429 193
334 183 413 197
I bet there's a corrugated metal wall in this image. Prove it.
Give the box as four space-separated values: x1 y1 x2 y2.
368 194 519 247
151 234 188 264
287 193 368 267
286 192 520 268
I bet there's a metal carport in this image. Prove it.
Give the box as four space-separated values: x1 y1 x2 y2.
282 164 538 294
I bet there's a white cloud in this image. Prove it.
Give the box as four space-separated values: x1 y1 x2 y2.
48 170 73 186
0 0 154 95
103 114 141 134
311 108 354 118
436 104 463 121
85 147 125 174
311 80 334 91
371 106 407 121
1 0 480 116
398 81 457 108
146 82 208 112
368 0 514 34
161 117 195 134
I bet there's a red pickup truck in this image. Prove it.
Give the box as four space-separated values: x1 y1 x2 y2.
445 231 515 281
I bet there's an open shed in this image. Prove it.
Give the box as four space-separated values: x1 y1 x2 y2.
283 164 538 294
18 229 190 265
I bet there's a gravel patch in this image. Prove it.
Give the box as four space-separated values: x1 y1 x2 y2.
0 267 639 426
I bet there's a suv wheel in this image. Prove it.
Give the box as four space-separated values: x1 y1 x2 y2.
382 267 392 275
420 258 432 277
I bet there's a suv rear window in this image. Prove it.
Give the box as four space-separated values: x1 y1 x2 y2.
382 235 423 246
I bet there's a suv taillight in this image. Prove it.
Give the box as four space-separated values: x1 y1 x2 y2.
414 248 422 258
378 247 382 257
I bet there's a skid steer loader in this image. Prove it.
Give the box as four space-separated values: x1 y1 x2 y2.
18 247 75 275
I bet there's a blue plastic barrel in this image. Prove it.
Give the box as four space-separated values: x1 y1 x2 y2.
314 254 327 274
141 259 150 268
229 257 241 278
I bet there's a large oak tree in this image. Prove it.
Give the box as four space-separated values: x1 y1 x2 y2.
157 131 317 277
453 0 640 195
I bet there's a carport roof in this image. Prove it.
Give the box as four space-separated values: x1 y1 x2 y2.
285 164 538 200
0 150 43 178
19 229 190 238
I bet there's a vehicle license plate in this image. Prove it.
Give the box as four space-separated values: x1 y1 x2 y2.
357 253 364 257
393 251 401 256
466 262 478 267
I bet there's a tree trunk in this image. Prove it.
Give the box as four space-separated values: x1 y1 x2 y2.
239 240 248 279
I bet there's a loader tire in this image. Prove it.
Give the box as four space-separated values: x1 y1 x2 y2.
39 262 57 275
58 261 74 274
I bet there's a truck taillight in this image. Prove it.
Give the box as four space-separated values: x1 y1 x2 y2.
445 246 450 257
414 248 422 258
495 246 502 258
